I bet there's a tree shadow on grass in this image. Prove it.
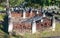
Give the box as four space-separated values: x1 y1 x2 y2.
2 15 8 34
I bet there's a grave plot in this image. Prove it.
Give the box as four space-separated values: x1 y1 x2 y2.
13 22 32 33
8 9 53 34
36 17 52 31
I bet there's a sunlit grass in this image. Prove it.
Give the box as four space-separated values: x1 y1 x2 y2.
0 6 5 11
0 14 5 21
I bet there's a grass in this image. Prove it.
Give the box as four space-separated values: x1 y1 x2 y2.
0 14 9 38
0 29 8 38
39 23 60 37
0 6 5 11
0 14 6 30
0 14 5 21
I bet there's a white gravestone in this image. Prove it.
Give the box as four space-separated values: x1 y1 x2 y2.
8 21 13 32
11 8 14 11
41 19 43 22
32 20 36 34
52 16 56 31
43 13 46 17
8 10 13 32
23 11 26 19
37 10 39 14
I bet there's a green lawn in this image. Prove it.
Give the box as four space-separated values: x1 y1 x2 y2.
0 14 6 29
0 14 5 21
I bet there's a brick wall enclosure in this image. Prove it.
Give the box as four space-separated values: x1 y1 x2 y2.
11 11 52 33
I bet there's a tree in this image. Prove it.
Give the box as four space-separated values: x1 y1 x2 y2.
0 0 6 3
0 0 6 7
0 0 25 7
25 0 52 7
9 0 25 7
0 0 60 8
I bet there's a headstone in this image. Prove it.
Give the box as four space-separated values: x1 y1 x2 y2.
23 11 26 19
11 8 14 11
41 19 43 22
31 10 32 14
8 10 13 33
16 7 18 10
43 13 46 17
8 21 13 32
32 20 36 34
37 10 39 14
8 10 11 18
52 16 56 31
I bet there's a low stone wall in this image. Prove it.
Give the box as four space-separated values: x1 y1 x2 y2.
13 22 32 33
12 17 52 34
11 11 42 19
